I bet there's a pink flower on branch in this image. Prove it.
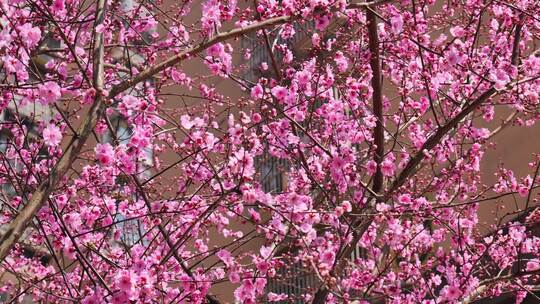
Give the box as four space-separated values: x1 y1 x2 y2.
1 1 540 303
42 124 62 147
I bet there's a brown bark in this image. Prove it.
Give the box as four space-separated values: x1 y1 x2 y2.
311 8 384 303
0 0 389 264
0 0 108 262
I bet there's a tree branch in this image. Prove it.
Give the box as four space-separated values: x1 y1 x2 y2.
387 16 524 198
367 8 385 196
460 268 540 304
310 9 526 303
0 0 108 262
311 8 384 304
386 87 496 198
0 0 391 268
107 15 297 98
108 0 392 98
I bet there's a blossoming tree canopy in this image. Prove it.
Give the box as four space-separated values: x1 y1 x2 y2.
1 0 540 302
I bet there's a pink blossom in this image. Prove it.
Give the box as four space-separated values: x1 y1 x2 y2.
331 156 346 171
201 0 221 34
390 15 404 33
447 47 463 65
397 194 412 205
117 271 134 292
341 201 352 212
95 143 114 165
51 0 65 14
252 112 262 123
129 125 152 149
491 69 510 90
110 292 129 304
260 245 272 259
334 52 348 72
3 1 540 303
170 69 187 84
207 43 224 57
315 14 331 31
526 260 540 271
234 279 257 303
81 290 103 304
18 23 41 48
268 292 288 302
450 25 465 37
216 249 234 267
0 29 12 49
251 84 264 99
38 82 61 105
376 203 390 212
271 86 287 101
366 160 377 175
321 250 335 265
441 285 461 301
312 33 320 47
42 124 62 147
381 159 396 176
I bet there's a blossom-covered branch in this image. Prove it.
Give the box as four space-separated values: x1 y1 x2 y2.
0 0 539 303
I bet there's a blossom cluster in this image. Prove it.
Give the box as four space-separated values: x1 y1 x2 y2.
0 0 539 303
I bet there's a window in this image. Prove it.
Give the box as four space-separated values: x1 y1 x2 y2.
103 115 153 169
256 151 286 193
119 0 156 45
0 109 48 202
100 0 158 243
241 21 315 83
102 115 152 247
0 145 10 200
0 41 55 240
265 261 318 304
103 115 132 145
245 21 320 194
264 247 370 304
31 33 61 74
113 201 146 247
